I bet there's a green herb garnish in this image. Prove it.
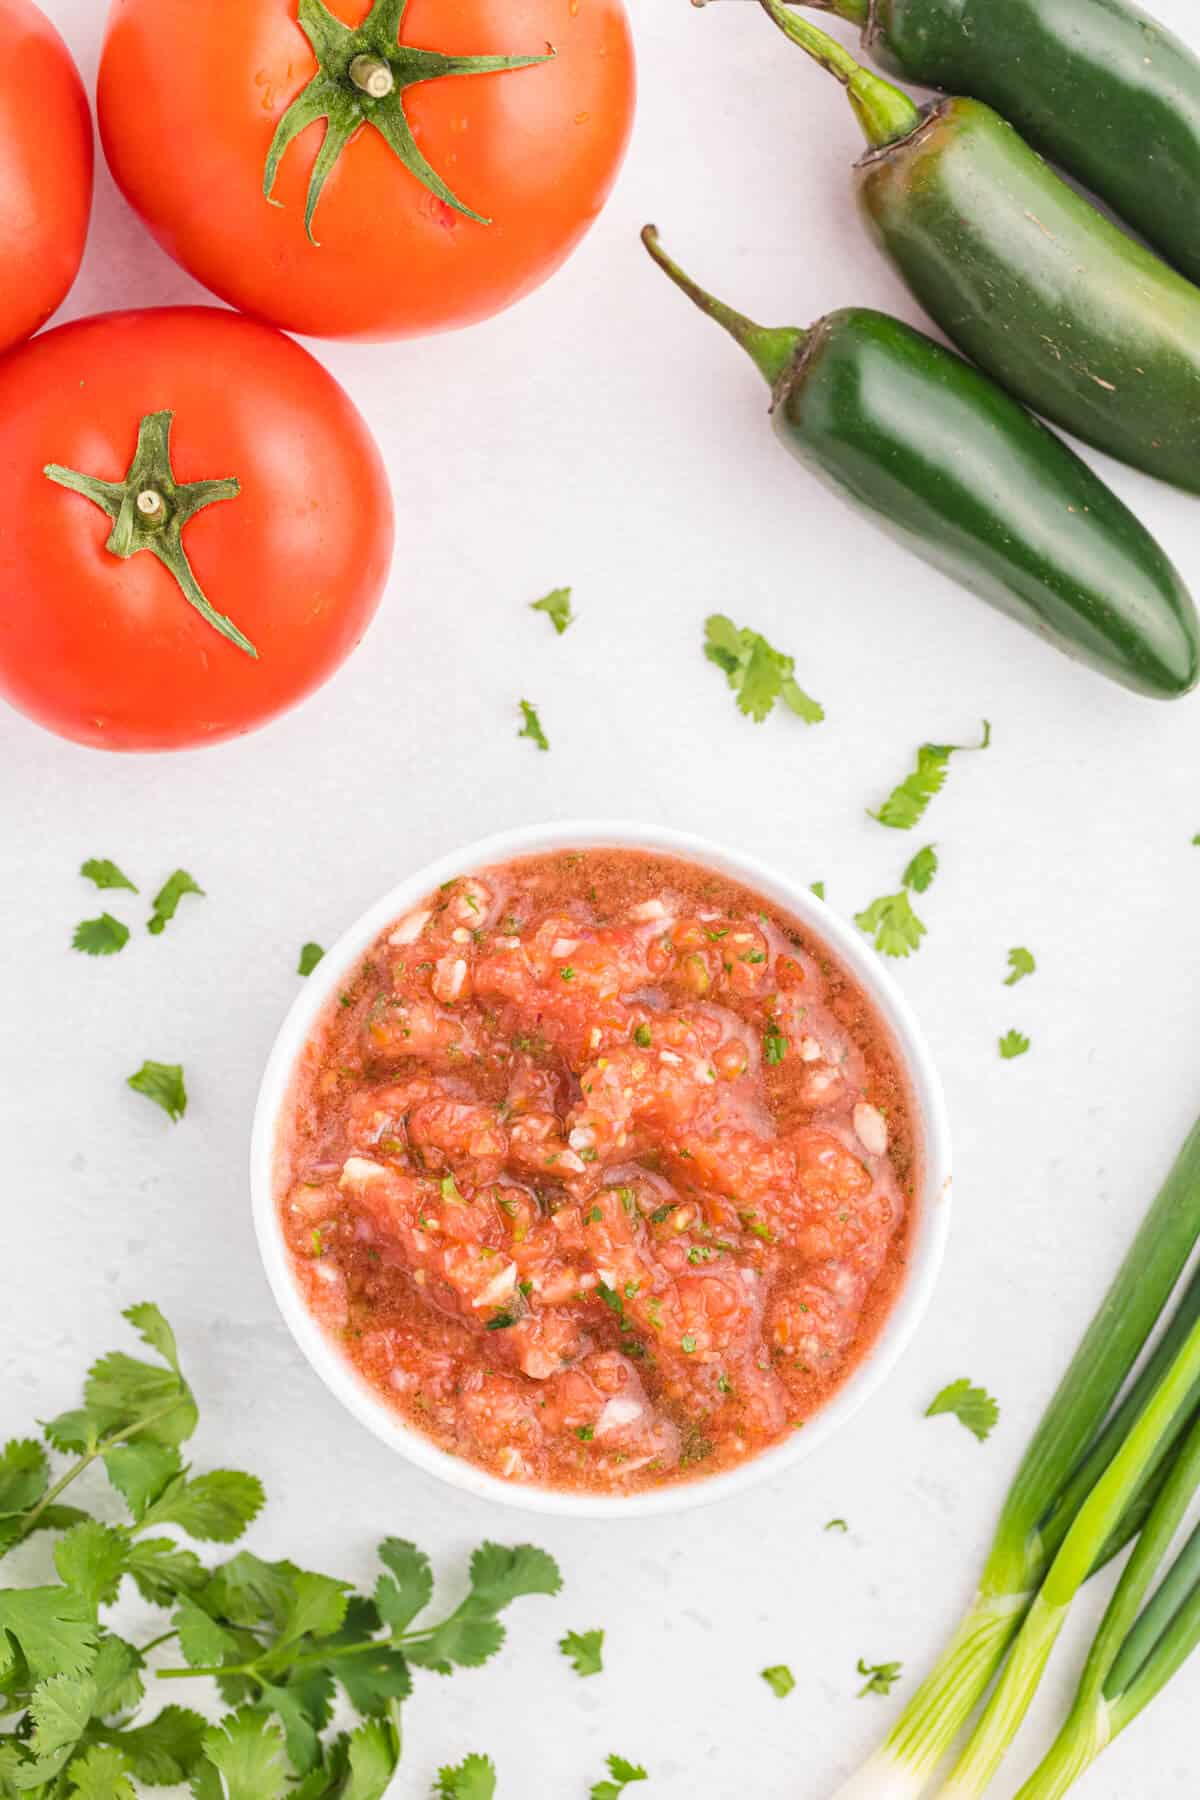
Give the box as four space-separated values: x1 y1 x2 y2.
926 1379 1000 1443
147 870 204 937
73 915 130 957
518 700 549 752
559 1628 604 1677
704 614 824 726
761 1664 795 1699
81 860 138 893
530 587 575 636
869 723 991 830
297 942 325 976
126 1062 187 1123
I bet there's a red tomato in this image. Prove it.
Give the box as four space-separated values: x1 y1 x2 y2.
0 308 394 751
0 0 93 352
97 0 636 341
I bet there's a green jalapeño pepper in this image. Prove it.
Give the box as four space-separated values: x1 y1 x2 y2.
786 0 1200 290
753 0 1200 496
641 226 1198 698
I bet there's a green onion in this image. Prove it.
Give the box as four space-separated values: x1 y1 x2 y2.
834 1115 1200 1798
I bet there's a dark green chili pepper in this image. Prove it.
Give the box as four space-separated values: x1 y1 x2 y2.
641 225 1198 698
788 0 1200 290
753 0 1200 496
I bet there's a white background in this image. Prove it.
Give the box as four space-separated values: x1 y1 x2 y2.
6 0 1200 1794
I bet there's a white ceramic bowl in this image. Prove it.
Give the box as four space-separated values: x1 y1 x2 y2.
251 820 952 1518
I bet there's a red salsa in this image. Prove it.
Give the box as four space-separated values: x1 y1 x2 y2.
277 850 918 1493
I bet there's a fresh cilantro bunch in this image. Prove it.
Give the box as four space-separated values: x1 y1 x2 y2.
0 1306 561 1799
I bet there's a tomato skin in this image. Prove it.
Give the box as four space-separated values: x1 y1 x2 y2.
0 308 394 752
97 0 636 341
0 0 93 352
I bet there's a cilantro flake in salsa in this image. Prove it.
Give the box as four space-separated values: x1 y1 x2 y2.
277 851 917 1495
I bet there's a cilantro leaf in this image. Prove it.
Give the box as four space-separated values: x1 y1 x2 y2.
869 723 991 830
137 1469 265 1543
338 1715 402 1799
517 700 549 752
148 870 204 936
103 1442 183 1520
436 1752 497 1799
461 1543 562 1612
857 1658 903 1697
703 614 823 726
0 1589 96 1684
530 587 575 636
1004 947 1036 986
54 1521 128 1616
201 1709 289 1800
109 1705 208 1783
902 845 938 894
761 1663 795 1698
298 943 326 977
926 1379 1000 1443
127 1060 188 1122
174 1596 243 1669
559 1627 604 1677
17 1671 97 1786
124 1301 184 1374
999 1030 1031 1060
590 1753 649 1799
125 1537 208 1607
66 1744 137 1799
824 1518 848 1533
90 1633 145 1718
72 914 130 956
258 1670 334 1777
81 859 138 893
854 891 926 959
373 1539 433 1636
0 1439 49 1520
810 880 826 901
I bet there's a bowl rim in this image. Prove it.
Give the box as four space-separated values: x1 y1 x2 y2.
250 818 953 1519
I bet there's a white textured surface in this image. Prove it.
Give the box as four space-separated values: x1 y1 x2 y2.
6 1 1200 1794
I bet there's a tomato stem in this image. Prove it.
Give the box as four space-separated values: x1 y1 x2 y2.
349 53 395 99
44 410 258 660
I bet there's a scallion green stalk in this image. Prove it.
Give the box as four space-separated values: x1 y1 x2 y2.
832 1116 1200 1799
938 1312 1200 1797
1013 1412 1200 1799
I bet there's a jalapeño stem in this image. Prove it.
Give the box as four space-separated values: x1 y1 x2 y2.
756 0 920 147
641 225 803 389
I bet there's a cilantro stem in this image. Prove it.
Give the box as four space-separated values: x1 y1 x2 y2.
155 1617 461 1684
16 1397 186 1545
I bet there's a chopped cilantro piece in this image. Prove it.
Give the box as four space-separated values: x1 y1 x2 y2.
518 699 549 751
703 613 824 726
561 965 576 982
810 880 826 900
854 890 926 959
761 1664 796 1699
633 1022 652 1048
72 914 130 957
485 1313 516 1332
530 586 575 636
902 844 938 894
869 722 991 830
825 1518 849 1533
764 1028 789 1065
297 942 325 976
441 1174 465 1204
680 1335 697 1354
147 869 204 936
576 1425 595 1442
559 1627 605 1677
926 1379 1000 1442
80 859 138 893
858 1657 903 1697
127 1061 187 1123
999 1029 1031 1060
590 1753 648 1799
1004 947 1036 986
437 1754 497 1798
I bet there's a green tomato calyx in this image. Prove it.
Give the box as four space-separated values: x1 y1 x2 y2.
44 410 256 659
266 0 557 245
